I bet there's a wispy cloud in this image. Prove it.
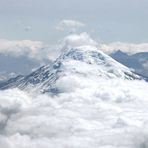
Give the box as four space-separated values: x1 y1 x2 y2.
56 19 85 32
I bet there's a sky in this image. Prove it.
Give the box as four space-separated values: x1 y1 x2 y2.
0 0 148 44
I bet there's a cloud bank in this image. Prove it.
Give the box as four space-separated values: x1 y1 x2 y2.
0 39 51 61
100 42 148 54
0 78 148 148
59 33 148 54
61 33 148 55
0 34 148 63
0 33 96 62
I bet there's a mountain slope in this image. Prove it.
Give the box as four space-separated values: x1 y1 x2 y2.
110 50 148 77
0 46 141 93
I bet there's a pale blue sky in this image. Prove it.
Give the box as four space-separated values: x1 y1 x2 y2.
0 0 148 43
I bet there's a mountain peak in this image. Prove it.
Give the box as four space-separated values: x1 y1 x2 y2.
0 46 141 93
61 46 106 63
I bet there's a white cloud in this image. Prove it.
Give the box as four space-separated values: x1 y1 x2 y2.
56 19 85 31
59 33 148 55
0 39 51 61
0 36 147 63
0 34 95 62
100 42 148 54
0 78 148 148
61 32 98 48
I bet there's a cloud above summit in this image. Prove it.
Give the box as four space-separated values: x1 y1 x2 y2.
56 20 85 32
62 32 98 48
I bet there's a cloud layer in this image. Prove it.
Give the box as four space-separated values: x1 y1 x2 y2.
100 42 148 54
0 33 148 63
61 33 148 55
0 39 46 60
0 33 96 62
0 78 148 148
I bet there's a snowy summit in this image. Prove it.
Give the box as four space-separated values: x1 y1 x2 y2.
0 46 140 93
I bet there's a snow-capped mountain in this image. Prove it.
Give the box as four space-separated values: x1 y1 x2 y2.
0 46 141 93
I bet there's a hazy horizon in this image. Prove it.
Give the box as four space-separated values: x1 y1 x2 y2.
0 0 148 44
